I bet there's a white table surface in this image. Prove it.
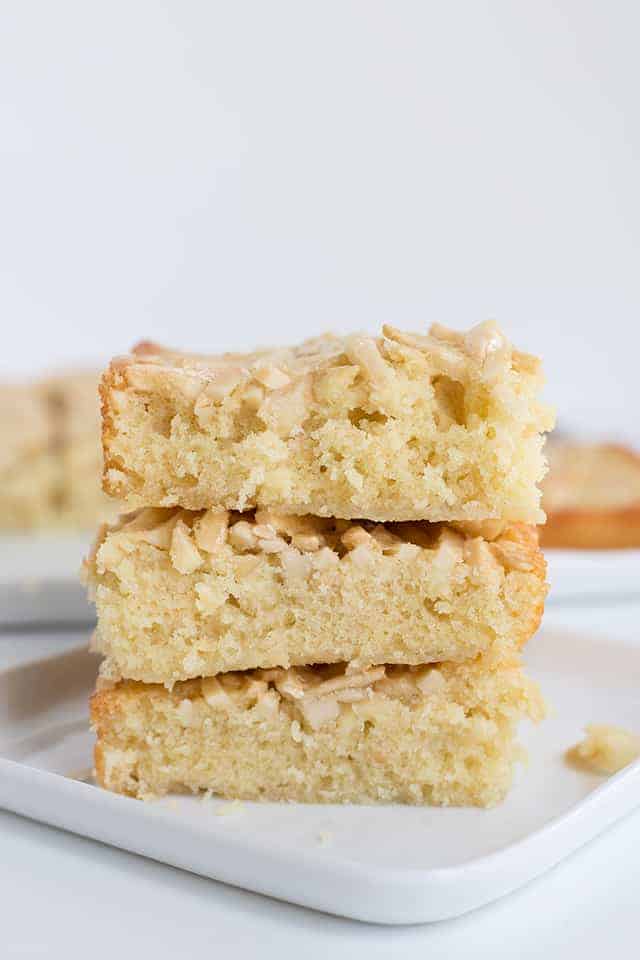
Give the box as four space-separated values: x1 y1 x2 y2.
1 604 639 959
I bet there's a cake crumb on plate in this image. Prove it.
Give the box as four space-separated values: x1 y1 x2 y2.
566 724 640 775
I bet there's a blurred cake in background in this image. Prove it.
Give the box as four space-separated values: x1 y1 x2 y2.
0 371 117 531
541 441 640 549
0 382 60 529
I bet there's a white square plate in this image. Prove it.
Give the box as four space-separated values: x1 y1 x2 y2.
0 534 93 626
545 549 640 603
0 628 638 924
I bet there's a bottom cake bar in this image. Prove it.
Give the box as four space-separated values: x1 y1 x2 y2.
91 656 544 808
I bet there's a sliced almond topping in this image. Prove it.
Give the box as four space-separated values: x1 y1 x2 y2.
170 519 204 574
415 668 446 695
204 367 247 403
280 547 312 582
126 363 203 401
452 519 507 541
291 533 323 552
344 336 392 387
305 666 386 700
368 526 404 553
234 554 263 578
207 662 451 732
489 540 535 573
252 363 291 391
250 689 280 719
254 511 329 541
463 537 497 572
201 676 230 707
374 673 420 699
297 697 341 731
228 520 258 551
258 537 287 554
463 320 511 380
257 375 312 438
115 509 180 551
193 369 247 426
313 364 359 404
195 581 228 615
253 523 278 540
176 698 196 726
120 507 171 532
313 546 340 571
194 510 229 553
95 536 126 571
349 544 377 568
341 525 374 550
393 542 422 562
429 323 464 346
244 679 269 704
136 516 180 550
333 688 369 703
274 673 308 701
431 527 465 575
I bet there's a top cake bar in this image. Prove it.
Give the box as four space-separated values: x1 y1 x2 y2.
101 321 554 523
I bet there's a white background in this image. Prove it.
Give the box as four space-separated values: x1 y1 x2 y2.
1 1 639 441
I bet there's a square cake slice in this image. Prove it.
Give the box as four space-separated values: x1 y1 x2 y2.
91 657 544 807
86 508 547 684
101 321 554 523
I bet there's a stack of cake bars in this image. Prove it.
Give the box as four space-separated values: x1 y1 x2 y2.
87 321 554 807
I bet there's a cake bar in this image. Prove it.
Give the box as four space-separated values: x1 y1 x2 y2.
86 507 547 684
101 322 553 523
542 442 640 549
91 656 544 807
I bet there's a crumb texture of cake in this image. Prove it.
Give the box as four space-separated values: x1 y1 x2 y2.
91 657 544 807
542 442 640 548
101 321 554 523
566 724 640 775
86 507 547 683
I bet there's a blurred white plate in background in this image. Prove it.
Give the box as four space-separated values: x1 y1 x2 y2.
0 535 93 626
546 550 640 604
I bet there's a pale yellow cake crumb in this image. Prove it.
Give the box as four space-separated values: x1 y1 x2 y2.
86 507 546 683
101 321 553 524
566 724 640 775
91 657 544 808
